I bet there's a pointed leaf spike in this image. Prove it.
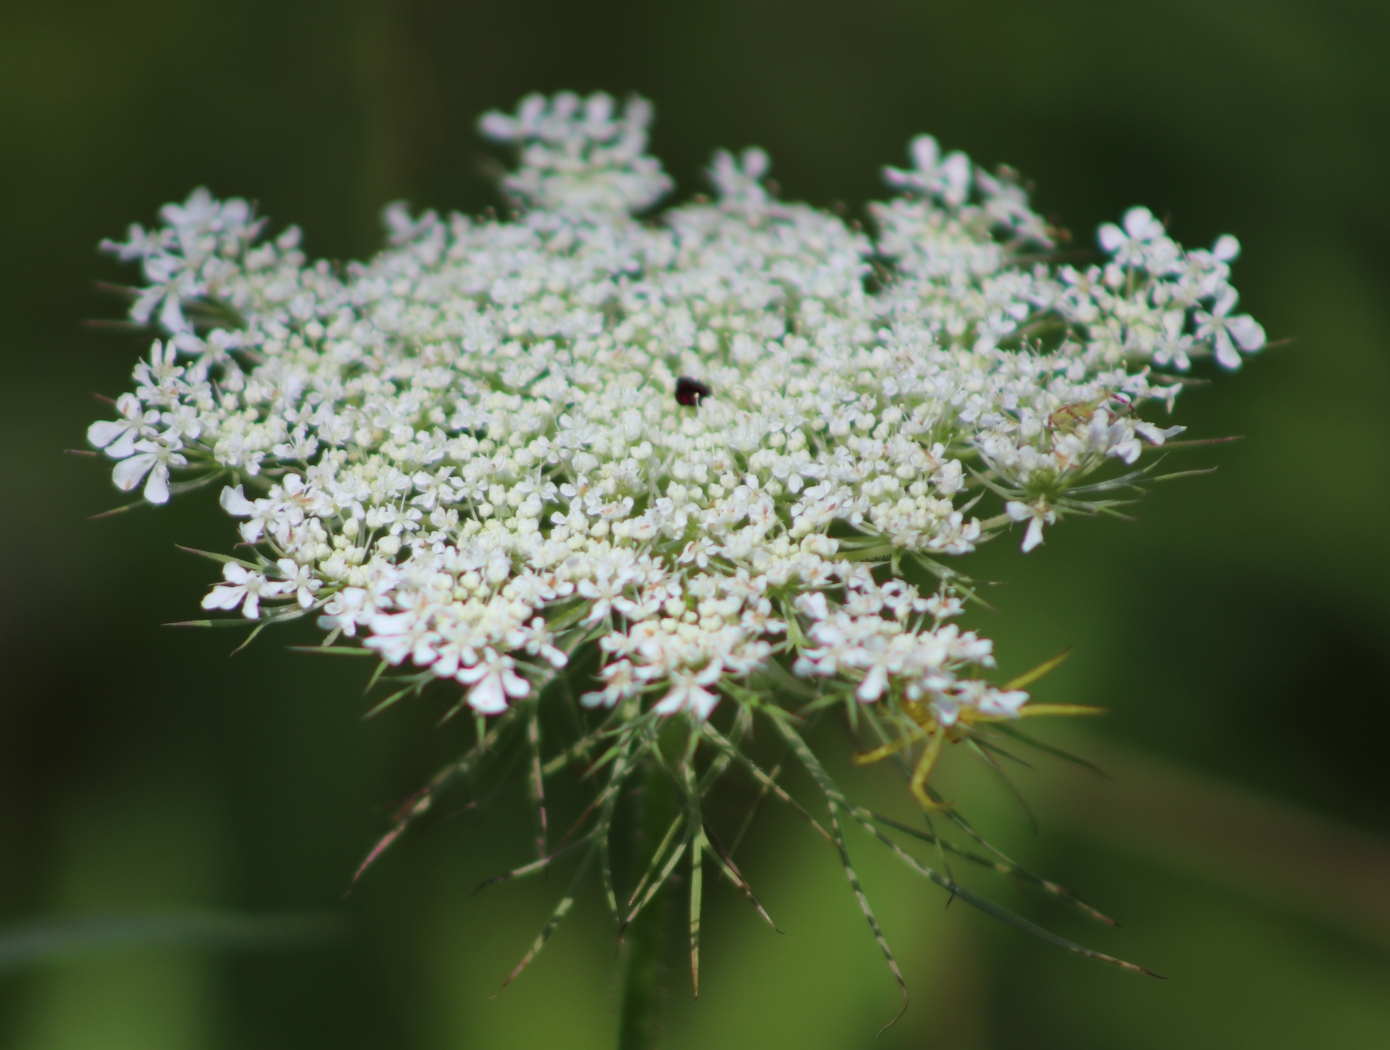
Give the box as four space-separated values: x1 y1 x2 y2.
700 723 832 844
703 822 782 932
866 810 1120 926
727 755 786 856
623 814 686 911
620 833 689 936
495 846 596 994
527 705 548 861
854 808 1148 967
346 826 405 893
689 826 704 998
829 804 909 1033
230 620 270 655
90 498 146 519
473 833 594 895
992 723 1112 779
362 684 414 719
1004 647 1074 691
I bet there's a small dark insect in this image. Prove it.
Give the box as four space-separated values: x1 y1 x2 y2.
674 376 711 407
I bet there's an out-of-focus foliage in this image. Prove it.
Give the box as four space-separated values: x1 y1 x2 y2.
1 1 1387 1048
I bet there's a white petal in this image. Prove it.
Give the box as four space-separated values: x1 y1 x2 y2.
105 430 138 460
1123 206 1155 238
856 664 889 703
741 147 770 180
1022 515 1045 552
477 112 518 141
1228 315 1266 351
365 634 411 665
1134 422 1185 445
1212 234 1241 261
694 661 724 686
368 612 411 636
940 153 971 204
981 689 1029 717
466 674 509 714
88 420 129 452
580 689 614 709
220 485 256 516
501 668 531 699
129 287 162 324
1212 329 1242 370
143 464 170 504
1113 438 1142 465
201 585 245 611
112 453 155 492
455 655 488 684
685 685 720 721
653 685 688 716
159 293 190 334
1213 285 1239 316
909 135 941 172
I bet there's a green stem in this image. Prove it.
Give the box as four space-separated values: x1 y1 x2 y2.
618 755 676 1050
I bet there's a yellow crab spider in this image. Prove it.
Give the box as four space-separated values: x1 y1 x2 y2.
853 649 1105 811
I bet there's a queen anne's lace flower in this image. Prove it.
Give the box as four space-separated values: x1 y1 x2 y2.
88 90 1264 998
87 90 1262 729
200 561 291 619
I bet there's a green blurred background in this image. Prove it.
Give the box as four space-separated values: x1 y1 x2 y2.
2 0 1389 1047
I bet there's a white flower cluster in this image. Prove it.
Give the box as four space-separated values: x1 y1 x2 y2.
88 92 1263 729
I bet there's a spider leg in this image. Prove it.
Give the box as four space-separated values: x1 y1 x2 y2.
853 737 909 766
909 725 949 811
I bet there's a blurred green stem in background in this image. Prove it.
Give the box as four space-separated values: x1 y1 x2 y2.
619 753 679 1050
0 911 342 976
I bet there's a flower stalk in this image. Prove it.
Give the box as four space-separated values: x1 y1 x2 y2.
618 755 678 1050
